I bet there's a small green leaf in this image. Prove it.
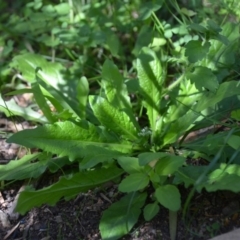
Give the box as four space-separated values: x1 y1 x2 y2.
227 135 240 149
155 185 181 211
185 40 210 63
100 192 147 240
187 66 219 92
106 32 120 57
117 157 144 174
231 110 240 121
143 202 160 221
181 8 196 17
155 156 186 176
118 173 149 192
139 2 162 20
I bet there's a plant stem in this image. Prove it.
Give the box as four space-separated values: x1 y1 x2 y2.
169 210 178 240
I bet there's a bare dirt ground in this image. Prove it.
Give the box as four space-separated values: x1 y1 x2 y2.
1 116 240 240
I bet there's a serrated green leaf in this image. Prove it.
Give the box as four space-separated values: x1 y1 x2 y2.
16 166 124 215
187 66 219 92
117 157 144 174
7 121 133 163
100 192 147 240
101 60 139 129
155 156 186 176
89 96 138 140
155 185 181 211
143 202 160 221
137 47 163 139
0 153 45 180
185 40 210 63
118 173 149 192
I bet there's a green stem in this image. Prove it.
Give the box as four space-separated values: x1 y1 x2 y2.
169 210 178 240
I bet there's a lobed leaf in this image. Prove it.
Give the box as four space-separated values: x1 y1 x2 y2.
7 121 133 163
16 166 124 215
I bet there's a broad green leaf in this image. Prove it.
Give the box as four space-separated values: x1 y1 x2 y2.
16 166 124 215
185 40 210 63
106 32 120 57
89 96 138 140
100 192 147 240
206 172 240 192
155 156 186 176
137 47 163 141
11 53 65 85
138 152 169 166
11 53 81 118
195 81 240 112
0 153 45 180
117 157 144 174
227 135 240 149
54 3 70 15
118 173 149 192
206 22 239 69
0 95 47 123
155 185 181 211
231 109 240 121
7 121 133 163
187 66 219 92
143 202 160 221
77 76 89 119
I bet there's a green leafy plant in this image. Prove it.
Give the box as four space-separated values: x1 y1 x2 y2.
1 1 240 240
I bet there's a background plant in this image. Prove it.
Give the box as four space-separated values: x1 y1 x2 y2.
1 1 240 240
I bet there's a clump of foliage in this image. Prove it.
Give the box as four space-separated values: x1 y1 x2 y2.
1 1 240 239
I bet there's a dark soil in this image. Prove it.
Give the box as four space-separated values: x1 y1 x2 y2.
1 117 240 240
